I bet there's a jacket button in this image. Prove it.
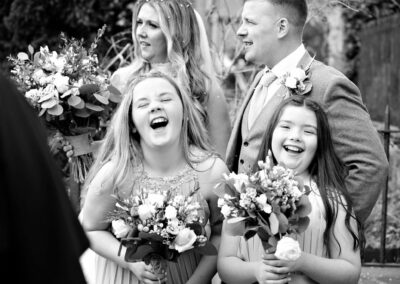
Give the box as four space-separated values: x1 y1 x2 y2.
243 141 249 147
240 159 244 164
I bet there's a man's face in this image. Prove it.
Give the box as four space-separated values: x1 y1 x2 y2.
237 0 279 66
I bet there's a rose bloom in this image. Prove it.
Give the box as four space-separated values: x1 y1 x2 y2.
147 193 165 208
111 219 131 238
172 228 197 253
165 205 178 219
52 73 70 94
274 236 302 261
290 68 306 81
221 204 232 218
138 204 155 221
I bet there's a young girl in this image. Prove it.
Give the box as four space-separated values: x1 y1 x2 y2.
80 72 228 284
218 96 361 284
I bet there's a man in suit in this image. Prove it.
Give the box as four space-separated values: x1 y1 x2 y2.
225 0 388 224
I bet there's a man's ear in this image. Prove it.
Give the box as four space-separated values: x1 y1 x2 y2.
276 18 289 39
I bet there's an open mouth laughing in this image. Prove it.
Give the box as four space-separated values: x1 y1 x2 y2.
283 145 304 154
150 116 168 129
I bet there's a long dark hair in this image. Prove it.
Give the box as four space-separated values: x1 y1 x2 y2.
257 96 360 256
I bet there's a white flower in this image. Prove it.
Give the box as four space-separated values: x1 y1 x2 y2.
165 205 177 219
138 204 155 221
291 185 302 199
25 89 42 104
166 218 180 235
172 228 197 253
289 68 306 81
217 198 226 208
274 236 302 261
147 193 165 208
224 172 249 192
53 73 70 93
32 69 46 84
111 219 131 238
221 204 232 217
284 77 298 89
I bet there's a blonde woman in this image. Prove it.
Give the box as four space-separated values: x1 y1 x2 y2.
111 0 231 159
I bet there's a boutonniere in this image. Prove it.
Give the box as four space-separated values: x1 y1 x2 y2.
280 56 315 96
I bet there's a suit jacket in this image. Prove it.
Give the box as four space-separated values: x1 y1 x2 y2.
225 51 389 223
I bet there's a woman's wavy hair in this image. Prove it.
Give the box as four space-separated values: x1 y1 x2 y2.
83 71 213 197
129 0 211 114
256 96 360 256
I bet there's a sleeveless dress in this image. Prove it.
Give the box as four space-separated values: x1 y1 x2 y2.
237 181 327 284
94 164 211 284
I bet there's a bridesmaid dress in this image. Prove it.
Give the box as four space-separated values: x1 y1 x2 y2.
95 164 211 284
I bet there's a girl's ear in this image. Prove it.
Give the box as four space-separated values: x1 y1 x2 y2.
276 18 289 39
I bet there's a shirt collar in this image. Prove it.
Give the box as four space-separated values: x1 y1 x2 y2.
270 44 307 77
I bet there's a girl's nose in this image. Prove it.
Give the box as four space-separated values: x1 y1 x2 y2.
288 129 302 141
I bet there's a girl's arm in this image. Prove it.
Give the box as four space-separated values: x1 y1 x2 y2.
80 162 162 283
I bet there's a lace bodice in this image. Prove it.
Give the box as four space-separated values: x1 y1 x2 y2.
128 164 210 226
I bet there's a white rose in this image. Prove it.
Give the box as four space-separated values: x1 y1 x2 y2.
32 69 46 84
284 77 298 89
172 228 197 253
138 204 155 221
25 89 42 103
274 236 302 261
147 193 165 208
165 205 177 219
53 73 70 94
291 185 302 199
290 68 306 81
221 204 232 217
111 219 131 238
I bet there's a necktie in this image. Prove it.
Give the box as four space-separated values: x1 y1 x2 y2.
248 70 277 128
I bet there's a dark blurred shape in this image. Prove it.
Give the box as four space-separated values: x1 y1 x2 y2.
0 73 89 283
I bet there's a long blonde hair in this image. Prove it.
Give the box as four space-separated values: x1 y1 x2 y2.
128 0 217 120
83 71 214 197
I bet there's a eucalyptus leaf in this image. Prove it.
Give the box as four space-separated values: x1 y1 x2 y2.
41 99 57 109
86 103 104 112
94 93 109 105
269 212 279 235
47 104 63 116
68 96 82 107
73 100 85 109
74 108 90 118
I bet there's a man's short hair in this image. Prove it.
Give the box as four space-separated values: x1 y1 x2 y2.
252 0 308 28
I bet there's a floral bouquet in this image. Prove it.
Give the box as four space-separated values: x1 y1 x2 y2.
215 155 312 260
8 25 122 183
107 187 217 277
